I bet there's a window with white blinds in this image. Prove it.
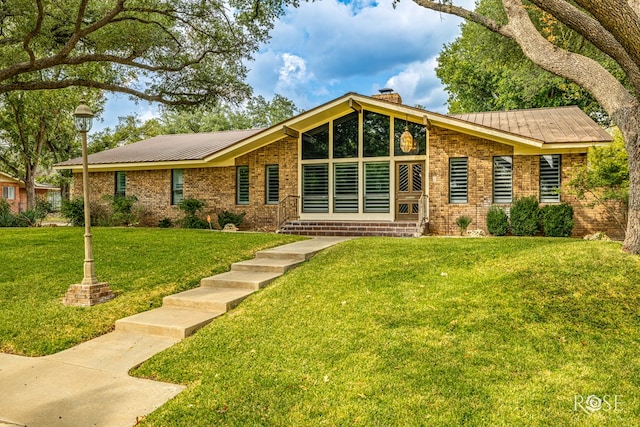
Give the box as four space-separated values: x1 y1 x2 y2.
302 164 329 213
265 165 279 205
171 169 183 205
493 156 513 203
334 163 358 213
449 157 468 204
540 155 561 202
364 162 390 213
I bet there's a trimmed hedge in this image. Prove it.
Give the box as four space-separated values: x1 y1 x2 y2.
486 205 509 236
541 203 574 237
510 196 540 236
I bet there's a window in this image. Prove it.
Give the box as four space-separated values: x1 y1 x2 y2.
363 111 390 157
333 112 359 158
394 118 427 156
302 164 329 213
115 171 126 197
2 186 15 200
364 162 390 212
265 165 279 205
493 156 513 203
171 169 183 205
540 155 561 202
449 158 468 204
302 123 329 160
236 165 249 205
334 163 358 213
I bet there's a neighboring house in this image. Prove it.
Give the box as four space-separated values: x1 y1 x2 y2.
54 91 620 237
0 172 61 213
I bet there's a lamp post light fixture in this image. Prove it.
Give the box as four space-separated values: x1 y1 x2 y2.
63 100 114 307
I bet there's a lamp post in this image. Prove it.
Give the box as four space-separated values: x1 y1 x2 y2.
63 100 114 306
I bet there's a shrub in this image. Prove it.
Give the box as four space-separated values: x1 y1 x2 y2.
455 215 472 235
34 198 53 225
15 210 37 227
510 196 540 236
0 199 16 227
486 205 509 236
178 198 208 229
103 194 139 226
158 217 173 228
61 198 85 226
217 210 246 228
540 204 574 237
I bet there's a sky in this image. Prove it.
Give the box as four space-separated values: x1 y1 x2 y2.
95 0 474 132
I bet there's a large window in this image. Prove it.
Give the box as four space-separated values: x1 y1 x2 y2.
236 165 249 205
449 157 468 204
2 186 15 200
364 162 390 212
333 112 359 158
334 163 359 213
493 156 513 203
265 165 279 205
363 111 390 157
302 123 329 160
171 169 183 205
302 164 329 213
540 155 561 202
115 171 126 197
394 118 427 156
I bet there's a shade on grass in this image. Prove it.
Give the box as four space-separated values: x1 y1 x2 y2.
135 237 640 426
0 228 300 356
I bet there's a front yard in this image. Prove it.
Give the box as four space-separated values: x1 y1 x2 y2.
0 228 300 355
1 229 639 425
134 237 640 426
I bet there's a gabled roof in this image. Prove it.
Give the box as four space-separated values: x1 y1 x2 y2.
0 171 60 190
54 92 613 172
451 106 612 144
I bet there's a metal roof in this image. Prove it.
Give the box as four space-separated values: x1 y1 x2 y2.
451 106 612 144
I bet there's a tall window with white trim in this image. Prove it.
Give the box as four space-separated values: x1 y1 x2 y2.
540 155 561 202
493 156 513 203
449 157 468 204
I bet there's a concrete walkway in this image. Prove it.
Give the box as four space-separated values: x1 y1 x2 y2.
0 237 348 427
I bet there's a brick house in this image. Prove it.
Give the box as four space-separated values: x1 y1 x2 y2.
54 91 620 237
0 172 61 213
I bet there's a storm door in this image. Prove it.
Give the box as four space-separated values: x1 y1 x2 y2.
395 162 424 220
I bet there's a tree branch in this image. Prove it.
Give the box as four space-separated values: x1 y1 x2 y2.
22 0 44 65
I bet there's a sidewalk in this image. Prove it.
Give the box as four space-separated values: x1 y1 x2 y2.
0 237 348 427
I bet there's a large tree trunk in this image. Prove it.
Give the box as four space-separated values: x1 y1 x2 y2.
23 162 37 211
617 108 640 253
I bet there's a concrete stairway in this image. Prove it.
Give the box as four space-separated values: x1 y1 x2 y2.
279 220 420 237
115 238 347 339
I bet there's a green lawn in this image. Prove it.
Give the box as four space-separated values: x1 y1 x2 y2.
133 237 640 426
0 228 300 356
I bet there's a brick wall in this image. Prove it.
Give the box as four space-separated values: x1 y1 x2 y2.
73 136 298 230
427 126 624 238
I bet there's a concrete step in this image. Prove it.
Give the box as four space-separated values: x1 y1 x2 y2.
200 270 282 290
231 257 304 273
163 287 254 312
255 237 348 260
115 307 223 339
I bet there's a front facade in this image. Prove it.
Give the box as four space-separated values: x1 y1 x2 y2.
55 92 620 237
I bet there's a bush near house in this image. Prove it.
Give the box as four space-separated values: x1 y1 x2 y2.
178 198 208 229
540 203 574 237
455 215 472 235
486 205 509 236
217 210 246 229
510 196 540 236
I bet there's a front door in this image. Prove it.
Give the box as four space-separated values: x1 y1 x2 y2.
396 162 424 220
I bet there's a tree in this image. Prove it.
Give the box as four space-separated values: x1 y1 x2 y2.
0 89 103 208
568 128 629 236
0 0 297 107
89 115 162 153
410 0 640 254
435 0 609 124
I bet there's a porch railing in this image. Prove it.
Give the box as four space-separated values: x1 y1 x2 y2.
416 193 429 236
277 195 300 230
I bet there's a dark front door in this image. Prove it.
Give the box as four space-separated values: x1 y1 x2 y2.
396 161 424 220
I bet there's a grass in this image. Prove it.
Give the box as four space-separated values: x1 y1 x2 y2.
133 237 640 426
0 227 301 356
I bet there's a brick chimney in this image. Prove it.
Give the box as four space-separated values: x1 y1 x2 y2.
372 88 403 104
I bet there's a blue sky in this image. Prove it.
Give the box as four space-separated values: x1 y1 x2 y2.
96 0 474 132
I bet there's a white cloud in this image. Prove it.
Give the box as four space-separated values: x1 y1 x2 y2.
385 57 449 112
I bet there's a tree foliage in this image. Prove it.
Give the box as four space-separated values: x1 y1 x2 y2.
0 0 297 107
435 0 613 124
412 0 640 253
